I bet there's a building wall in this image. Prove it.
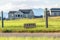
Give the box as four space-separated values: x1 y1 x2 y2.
51 12 55 16
23 10 34 18
14 11 23 19
51 12 60 16
28 11 34 18
8 13 15 19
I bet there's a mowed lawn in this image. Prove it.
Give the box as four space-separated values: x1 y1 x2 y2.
0 37 60 40
0 16 60 32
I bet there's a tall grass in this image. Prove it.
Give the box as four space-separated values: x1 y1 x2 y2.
0 17 60 32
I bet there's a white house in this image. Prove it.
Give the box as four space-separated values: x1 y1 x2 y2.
8 9 34 19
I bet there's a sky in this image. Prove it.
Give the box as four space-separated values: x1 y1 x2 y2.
0 0 60 18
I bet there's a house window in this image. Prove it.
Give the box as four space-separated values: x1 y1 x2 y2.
18 15 20 17
16 15 17 17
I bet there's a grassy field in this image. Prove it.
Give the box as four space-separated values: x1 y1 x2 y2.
0 16 60 32
0 37 60 40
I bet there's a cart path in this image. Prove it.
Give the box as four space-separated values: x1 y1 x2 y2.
0 33 60 37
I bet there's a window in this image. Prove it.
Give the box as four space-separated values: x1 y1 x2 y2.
18 15 20 17
16 15 17 17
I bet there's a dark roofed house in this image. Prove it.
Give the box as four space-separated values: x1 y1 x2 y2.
8 9 34 19
50 8 60 16
50 8 60 10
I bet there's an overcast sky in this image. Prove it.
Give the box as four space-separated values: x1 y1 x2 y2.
0 0 60 18
0 0 60 12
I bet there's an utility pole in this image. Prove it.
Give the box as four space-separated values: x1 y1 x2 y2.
45 8 48 28
1 11 4 28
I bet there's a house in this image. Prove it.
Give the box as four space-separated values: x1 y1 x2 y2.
8 9 34 19
50 8 60 16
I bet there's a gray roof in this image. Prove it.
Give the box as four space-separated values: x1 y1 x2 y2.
19 9 33 14
8 11 17 14
19 9 32 11
50 8 60 10
8 9 33 14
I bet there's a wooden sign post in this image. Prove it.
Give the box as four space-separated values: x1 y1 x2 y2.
1 11 4 28
45 8 48 28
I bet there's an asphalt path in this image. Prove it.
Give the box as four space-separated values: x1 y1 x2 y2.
0 33 60 37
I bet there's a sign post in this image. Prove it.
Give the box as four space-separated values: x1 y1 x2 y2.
45 8 48 28
1 11 4 28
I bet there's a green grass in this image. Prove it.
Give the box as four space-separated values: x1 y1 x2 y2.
0 37 60 40
0 16 60 32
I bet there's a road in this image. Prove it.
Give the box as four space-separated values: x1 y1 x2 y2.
0 33 60 37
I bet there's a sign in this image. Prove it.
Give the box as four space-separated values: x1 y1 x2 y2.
24 23 36 28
